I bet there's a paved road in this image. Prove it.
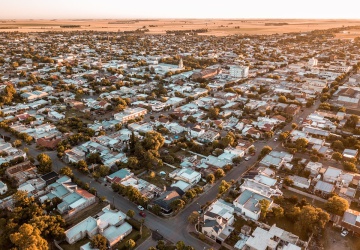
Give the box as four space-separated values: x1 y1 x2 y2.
0 98 322 250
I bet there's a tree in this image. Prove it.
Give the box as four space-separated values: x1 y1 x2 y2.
206 174 215 184
325 196 349 216
279 131 290 141
188 211 200 225
13 139 22 148
345 115 359 129
170 199 185 213
332 140 345 151
125 239 136 249
215 169 225 179
59 166 73 177
208 107 219 119
77 160 89 173
37 153 52 174
142 131 165 151
272 206 284 219
291 123 298 129
283 177 294 186
343 161 358 173
10 223 48 250
332 152 343 162
176 241 186 250
278 96 287 103
260 146 272 157
296 205 329 235
218 180 231 194
30 215 65 240
259 199 271 220
295 138 308 151
127 209 135 218
90 234 108 250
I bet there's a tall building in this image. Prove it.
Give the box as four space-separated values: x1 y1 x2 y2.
178 58 184 69
230 65 249 78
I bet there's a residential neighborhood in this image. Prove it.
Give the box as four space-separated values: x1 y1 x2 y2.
1 23 360 250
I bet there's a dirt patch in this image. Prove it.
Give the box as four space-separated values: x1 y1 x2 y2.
323 226 360 250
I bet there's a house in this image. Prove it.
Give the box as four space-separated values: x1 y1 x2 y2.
289 175 311 189
197 130 220 143
314 180 335 195
233 189 272 221
106 168 133 183
259 154 283 169
343 149 358 159
114 107 147 124
243 225 301 250
341 209 360 234
152 187 182 214
305 161 322 176
5 161 37 185
65 205 132 247
0 181 8 195
169 168 201 186
323 167 342 184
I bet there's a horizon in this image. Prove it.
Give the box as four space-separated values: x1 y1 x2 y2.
1 0 360 19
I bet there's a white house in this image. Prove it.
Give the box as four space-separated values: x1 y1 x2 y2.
65 205 132 247
289 175 311 189
170 168 201 186
233 189 272 221
0 181 8 195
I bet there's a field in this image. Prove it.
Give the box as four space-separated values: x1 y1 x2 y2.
1 19 360 36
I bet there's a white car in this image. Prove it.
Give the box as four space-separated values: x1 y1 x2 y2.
137 205 144 211
245 157 250 161
274 138 278 142
341 230 349 237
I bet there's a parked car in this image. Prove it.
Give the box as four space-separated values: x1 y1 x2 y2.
274 138 278 142
139 211 146 217
245 157 250 161
341 230 349 237
137 205 144 211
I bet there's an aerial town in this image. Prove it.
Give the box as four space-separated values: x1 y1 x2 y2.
1 25 360 250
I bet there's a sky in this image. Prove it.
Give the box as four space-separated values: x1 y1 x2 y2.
1 0 359 19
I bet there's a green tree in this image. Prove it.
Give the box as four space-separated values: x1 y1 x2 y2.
332 140 345 151
332 152 343 162
260 146 272 157
218 180 231 194
272 206 284 218
13 139 22 148
37 153 52 174
127 210 135 218
188 211 200 225
296 205 329 235
90 234 108 250
283 177 294 186
206 174 215 184
59 166 73 177
278 96 287 103
215 169 225 179
176 241 186 250
259 199 271 220
170 199 185 213
343 161 358 173
125 239 136 249
295 138 308 151
142 131 165 151
208 107 219 119
345 115 359 129
77 160 89 173
10 223 48 250
325 196 349 216
30 215 65 240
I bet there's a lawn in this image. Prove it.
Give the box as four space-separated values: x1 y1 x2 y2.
65 201 109 227
281 188 326 209
59 238 90 250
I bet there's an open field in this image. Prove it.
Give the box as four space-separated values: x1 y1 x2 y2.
1 19 360 36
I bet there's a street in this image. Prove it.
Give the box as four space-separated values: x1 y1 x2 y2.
0 98 322 250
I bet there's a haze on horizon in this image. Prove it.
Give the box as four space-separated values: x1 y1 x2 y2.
1 0 360 20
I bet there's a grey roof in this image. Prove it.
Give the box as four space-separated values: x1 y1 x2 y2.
343 211 357 225
314 180 334 193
